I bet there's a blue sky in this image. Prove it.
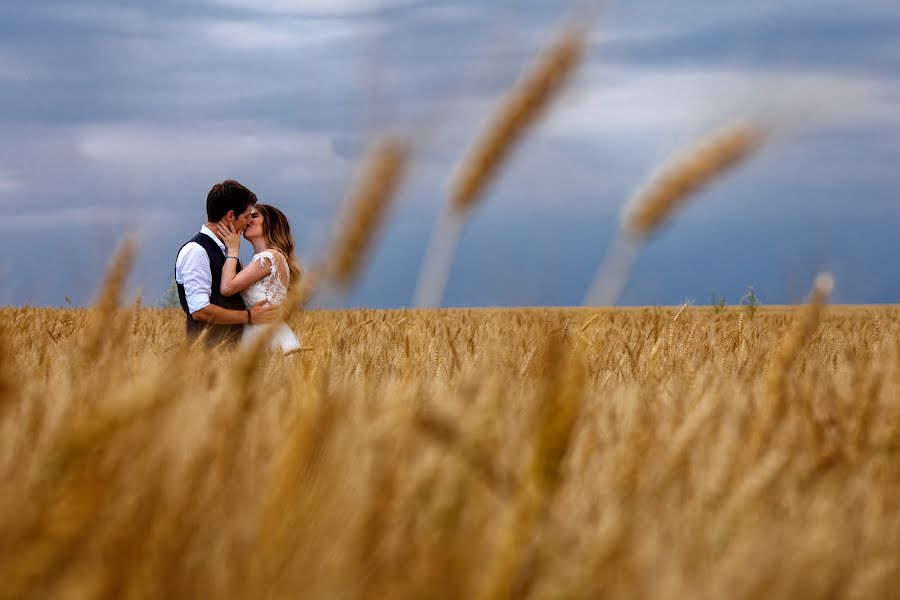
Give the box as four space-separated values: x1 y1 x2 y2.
2 0 899 307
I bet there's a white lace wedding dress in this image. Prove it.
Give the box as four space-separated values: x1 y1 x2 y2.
240 250 301 353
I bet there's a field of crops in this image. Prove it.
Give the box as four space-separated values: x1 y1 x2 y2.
2 297 900 599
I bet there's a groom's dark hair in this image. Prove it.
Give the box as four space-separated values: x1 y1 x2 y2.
206 179 258 222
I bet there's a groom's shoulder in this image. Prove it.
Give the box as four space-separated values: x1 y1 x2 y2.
179 231 212 251
176 237 206 262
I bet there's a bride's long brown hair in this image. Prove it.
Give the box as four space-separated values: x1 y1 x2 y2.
257 204 302 286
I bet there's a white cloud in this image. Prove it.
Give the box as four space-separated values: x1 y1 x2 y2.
76 122 351 182
545 66 900 142
38 4 151 32
0 169 21 193
207 0 412 17
414 4 481 21
201 17 381 50
2 205 144 230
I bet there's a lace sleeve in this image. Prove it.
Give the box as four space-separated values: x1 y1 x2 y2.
251 251 278 278
251 250 289 304
277 252 291 286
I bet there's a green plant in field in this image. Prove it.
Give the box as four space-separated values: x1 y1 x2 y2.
741 286 761 319
160 280 180 309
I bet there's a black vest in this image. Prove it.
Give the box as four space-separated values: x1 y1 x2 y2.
176 233 245 347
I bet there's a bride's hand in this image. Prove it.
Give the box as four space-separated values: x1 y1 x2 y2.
216 221 241 255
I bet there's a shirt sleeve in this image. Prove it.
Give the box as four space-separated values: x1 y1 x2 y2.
175 243 212 314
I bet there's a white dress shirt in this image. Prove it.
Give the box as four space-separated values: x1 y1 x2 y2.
175 225 227 314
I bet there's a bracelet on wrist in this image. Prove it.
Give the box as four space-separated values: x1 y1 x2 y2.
226 256 239 261
247 309 252 325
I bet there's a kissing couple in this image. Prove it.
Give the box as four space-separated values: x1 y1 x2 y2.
174 179 302 353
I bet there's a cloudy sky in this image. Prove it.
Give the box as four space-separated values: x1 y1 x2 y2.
2 0 899 307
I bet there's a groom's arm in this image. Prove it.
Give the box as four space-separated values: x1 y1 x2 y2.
192 301 278 325
191 304 249 325
176 243 213 314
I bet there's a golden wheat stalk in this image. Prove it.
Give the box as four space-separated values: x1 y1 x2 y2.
414 24 588 308
2 371 176 598
739 273 834 466
450 24 587 214
253 393 337 588
92 236 138 314
529 337 584 494
193 287 311 489
479 336 584 600
766 272 834 397
327 135 411 289
585 123 764 306
582 232 641 307
207 288 312 485
411 211 465 308
79 236 137 362
668 301 689 351
624 123 763 237
0 322 16 419
414 405 514 494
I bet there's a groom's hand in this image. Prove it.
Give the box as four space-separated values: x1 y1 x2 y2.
250 300 278 324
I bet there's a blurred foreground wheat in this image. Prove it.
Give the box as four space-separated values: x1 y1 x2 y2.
2 290 900 599
1 2 878 596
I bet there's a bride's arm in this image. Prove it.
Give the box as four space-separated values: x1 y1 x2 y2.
193 300 277 324
221 259 269 296
217 222 269 296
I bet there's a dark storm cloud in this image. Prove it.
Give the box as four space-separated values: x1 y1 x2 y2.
596 6 900 75
2 0 900 307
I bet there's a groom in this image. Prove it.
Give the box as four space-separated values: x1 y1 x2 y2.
174 179 277 346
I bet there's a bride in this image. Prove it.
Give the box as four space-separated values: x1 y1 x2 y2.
216 204 302 353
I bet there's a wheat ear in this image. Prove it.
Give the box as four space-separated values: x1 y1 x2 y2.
767 272 834 397
585 123 764 306
414 25 588 308
328 135 410 289
450 25 587 214
624 123 763 237
79 236 137 366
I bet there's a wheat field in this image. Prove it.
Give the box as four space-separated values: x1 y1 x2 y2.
4 1 892 596
2 295 900 599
